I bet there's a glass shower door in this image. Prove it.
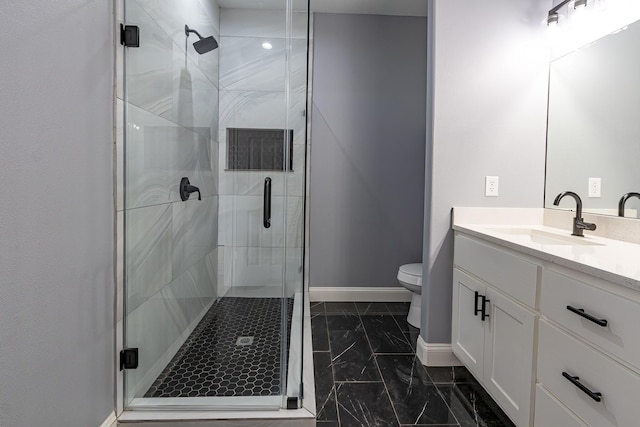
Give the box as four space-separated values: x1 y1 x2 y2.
121 0 307 411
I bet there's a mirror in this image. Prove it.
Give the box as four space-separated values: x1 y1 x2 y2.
545 18 640 218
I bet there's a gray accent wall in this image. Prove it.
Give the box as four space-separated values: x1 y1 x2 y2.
422 0 550 342
0 1 114 426
310 13 427 288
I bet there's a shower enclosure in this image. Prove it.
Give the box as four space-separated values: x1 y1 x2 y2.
120 0 309 413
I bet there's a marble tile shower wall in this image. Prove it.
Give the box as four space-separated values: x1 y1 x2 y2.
217 9 307 293
117 0 223 398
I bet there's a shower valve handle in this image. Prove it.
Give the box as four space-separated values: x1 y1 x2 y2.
180 177 201 201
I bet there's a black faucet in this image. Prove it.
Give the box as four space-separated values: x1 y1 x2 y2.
618 192 640 217
179 177 201 201
553 191 596 237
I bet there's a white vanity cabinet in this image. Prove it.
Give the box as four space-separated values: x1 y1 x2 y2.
540 268 640 372
533 384 588 427
536 267 640 427
453 226 640 427
452 234 537 427
537 319 640 427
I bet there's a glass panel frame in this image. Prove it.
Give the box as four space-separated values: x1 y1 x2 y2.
121 0 308 411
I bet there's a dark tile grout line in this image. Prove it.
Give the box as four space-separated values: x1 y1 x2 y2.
323 303 341 426
360 308 405 427
362 304 422 426
316 302 348 426
355 308 493 425
318 301 340 426
367 313 465 427
310 310 331 422
316 302 393 425
426 371 463 427
314 302 468 427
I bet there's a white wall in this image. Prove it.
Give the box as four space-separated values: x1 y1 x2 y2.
0 0 114 425
422 0 551 342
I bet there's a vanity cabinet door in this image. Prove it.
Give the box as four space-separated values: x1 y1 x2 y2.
483 288 536 427
452 268 486 380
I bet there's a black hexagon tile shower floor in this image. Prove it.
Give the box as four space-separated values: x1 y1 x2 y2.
144 297 294 397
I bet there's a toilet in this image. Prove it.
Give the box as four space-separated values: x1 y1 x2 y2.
397 263 423 328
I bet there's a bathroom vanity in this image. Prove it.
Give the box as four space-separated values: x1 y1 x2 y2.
451 207 640 427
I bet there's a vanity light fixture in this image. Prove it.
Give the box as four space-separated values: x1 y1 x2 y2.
547 0 588 26
574 0 588 9
547 0 570 26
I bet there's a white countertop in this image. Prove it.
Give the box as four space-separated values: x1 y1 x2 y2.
452 208 640 292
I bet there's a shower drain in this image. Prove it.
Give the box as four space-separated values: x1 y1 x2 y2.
236 336 254 346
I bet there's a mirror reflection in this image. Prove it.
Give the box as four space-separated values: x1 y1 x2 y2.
545 18 640 218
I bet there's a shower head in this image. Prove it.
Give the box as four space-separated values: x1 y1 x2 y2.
185 25 218 54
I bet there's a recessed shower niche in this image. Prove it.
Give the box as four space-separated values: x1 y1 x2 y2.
227 128 294 171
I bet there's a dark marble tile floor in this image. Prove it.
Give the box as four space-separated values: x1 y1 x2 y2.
311 301 516 427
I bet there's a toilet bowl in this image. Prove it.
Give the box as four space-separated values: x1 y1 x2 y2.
397 263 423 328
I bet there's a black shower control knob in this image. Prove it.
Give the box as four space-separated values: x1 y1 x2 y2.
180 177 201 201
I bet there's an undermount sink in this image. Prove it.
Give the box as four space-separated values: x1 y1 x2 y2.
484 227 604 246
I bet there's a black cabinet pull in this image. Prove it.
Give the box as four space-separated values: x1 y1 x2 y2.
481 296 490 321
473 292 489 321
474 291 482 316
562 372 602 402
263 177 271 228
566 306 608 327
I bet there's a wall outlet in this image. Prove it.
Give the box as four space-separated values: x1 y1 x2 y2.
485 176 499 197
588 177 601 198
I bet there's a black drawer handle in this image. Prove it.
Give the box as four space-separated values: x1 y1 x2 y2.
566 306 608 327
473 292 490 321
562 372 602 402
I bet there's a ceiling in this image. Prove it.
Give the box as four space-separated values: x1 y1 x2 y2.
216 0 428 16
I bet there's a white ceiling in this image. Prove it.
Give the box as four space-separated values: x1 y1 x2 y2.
216 0 428 16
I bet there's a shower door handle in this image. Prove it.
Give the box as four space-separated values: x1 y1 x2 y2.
263 177 271 228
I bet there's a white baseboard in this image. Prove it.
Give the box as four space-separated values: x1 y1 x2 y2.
309 287 412 302
100 411 117 427
415 336 463 367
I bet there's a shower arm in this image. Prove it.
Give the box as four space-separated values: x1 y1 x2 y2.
185 25 203 40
